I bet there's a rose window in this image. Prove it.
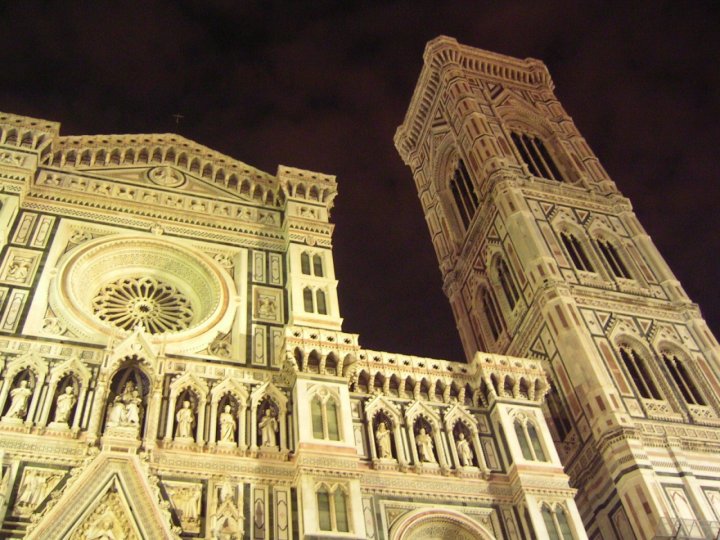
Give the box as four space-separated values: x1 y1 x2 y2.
92 276 193 334
49 234 238 353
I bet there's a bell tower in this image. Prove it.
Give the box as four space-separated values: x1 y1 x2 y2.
396 36 720 539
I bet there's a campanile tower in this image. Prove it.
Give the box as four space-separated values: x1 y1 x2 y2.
396 36 720 539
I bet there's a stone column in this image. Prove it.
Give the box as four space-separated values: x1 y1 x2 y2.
25 373 45 425
37 378 57 427
164 393 177 443
144 382 163 449
208 398 218 445
196 398 206 445
73 384 88 431
238 401 247 450
86 380 107 445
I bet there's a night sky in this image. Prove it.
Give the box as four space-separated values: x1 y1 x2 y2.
1 2 718 362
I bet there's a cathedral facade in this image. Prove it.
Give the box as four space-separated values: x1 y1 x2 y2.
0 36 715 540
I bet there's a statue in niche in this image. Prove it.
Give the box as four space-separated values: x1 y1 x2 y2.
106 381 143 429
375 422 393 459
53 385 77 425
259 407 278 448
455 432 474 467
415 427 436 463
219 404 236 443
175 400 195 440
4 379 32 420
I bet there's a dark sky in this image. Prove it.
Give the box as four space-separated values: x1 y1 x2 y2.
1 1 718 362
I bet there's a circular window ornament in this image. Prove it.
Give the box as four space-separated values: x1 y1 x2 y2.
50 234 236 353
92 276 193 334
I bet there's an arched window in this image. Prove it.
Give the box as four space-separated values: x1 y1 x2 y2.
619 347 661 400
515 420 533 460
527 423 547 461
449 159 478 230
510 131 565 182
481 287 504 340
303 287 314 312
560 232 594 272
597 239 631 279
545 384 572 441
316 290 328 315
313 254 324 277
311 393 342 441
514 418 548 462
311 397 324 438
301 253 311 275
497 257 520 310
663 353 705 406
542 505 574 540
317 485 349 533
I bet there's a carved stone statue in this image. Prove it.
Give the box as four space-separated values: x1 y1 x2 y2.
416 427 436 463
456 432 474 467
4 380 32 420
53 386 77 424
376 422 392 459
106 381 143 430
259 407 278 448
219 404 236 443
175 400 195 439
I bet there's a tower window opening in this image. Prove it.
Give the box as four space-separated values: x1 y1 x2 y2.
481 287 504 340
597 239 631 279
546 384 572 441
663 354 706 406
514 418 547 461
313 254 324 277
510 131 565 182
316 290 328 315
303 287 314 312
301 252 311 275
497 257 520 310
542 505 574 540
560 232 594 272
449 159 478 230
619 347 661 400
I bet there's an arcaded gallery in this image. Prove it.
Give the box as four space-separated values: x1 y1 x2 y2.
0 37 718 540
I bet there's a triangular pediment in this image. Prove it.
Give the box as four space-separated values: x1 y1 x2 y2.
26 452 179 539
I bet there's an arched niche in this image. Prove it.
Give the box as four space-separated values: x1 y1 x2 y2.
390 508 495 540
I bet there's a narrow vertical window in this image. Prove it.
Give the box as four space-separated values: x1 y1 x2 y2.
619 348 661 400
497 257 520 310
663 354 705 406
326 399 340 441
317 489 331 531
449 159 478 231
546 385 572 441
542 506 562 540
597 239 631 279
303 287 314 312
527 423 547 461
311 398 324 438
515 420 533 460
333 490 349 532
560 232 594 272
556 507 574 539
482 287 504 340
301 252 311 275
316 290 328 315
313 254 324 277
